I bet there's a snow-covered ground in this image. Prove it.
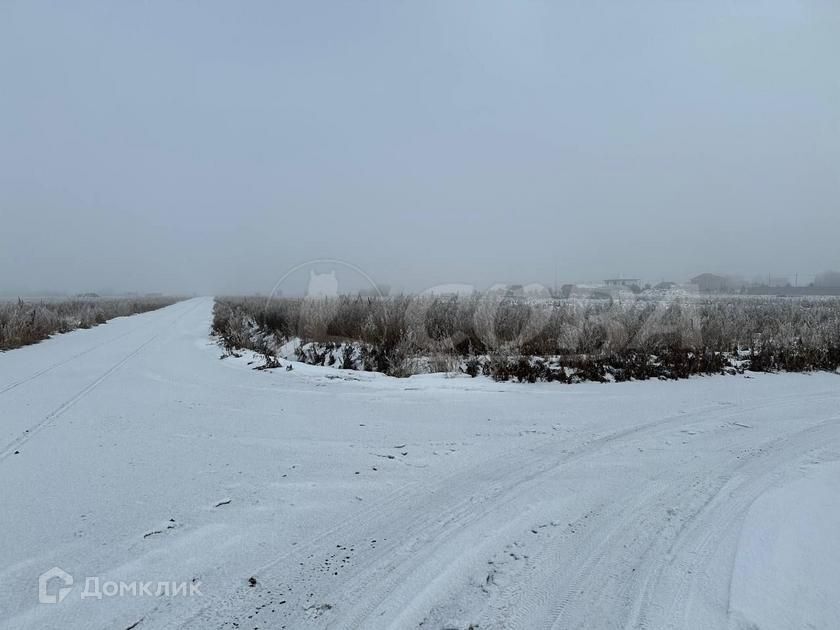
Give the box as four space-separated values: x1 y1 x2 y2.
1 297 838 629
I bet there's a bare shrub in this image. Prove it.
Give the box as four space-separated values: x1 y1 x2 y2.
0 296 182 351
212 295 840 381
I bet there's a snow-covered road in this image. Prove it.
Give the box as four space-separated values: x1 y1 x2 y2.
1 298 838 629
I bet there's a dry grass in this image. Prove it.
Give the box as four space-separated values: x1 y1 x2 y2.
0 296 183 350
212 294 840 380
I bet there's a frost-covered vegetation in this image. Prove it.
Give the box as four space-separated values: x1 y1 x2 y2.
0 296 182 350
212 294 840 382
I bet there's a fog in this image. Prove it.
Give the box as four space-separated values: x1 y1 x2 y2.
1 1 838 296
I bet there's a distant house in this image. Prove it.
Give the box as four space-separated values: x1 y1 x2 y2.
604 278 640 288
654 282 677 290
690 273 730 293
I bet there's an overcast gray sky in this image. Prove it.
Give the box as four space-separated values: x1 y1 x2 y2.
1 1 838 295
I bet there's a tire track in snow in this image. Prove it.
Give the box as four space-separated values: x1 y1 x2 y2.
207 395 825 629
0 300 204 462
456 416 821 629
316 393 840 630
333 394 840 630
524 416 840 630
624 416 840 630
0 324 149 397
179 400 728 629
174 379 839 630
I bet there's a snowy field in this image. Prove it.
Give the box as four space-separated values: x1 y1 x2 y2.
1 297 838 630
